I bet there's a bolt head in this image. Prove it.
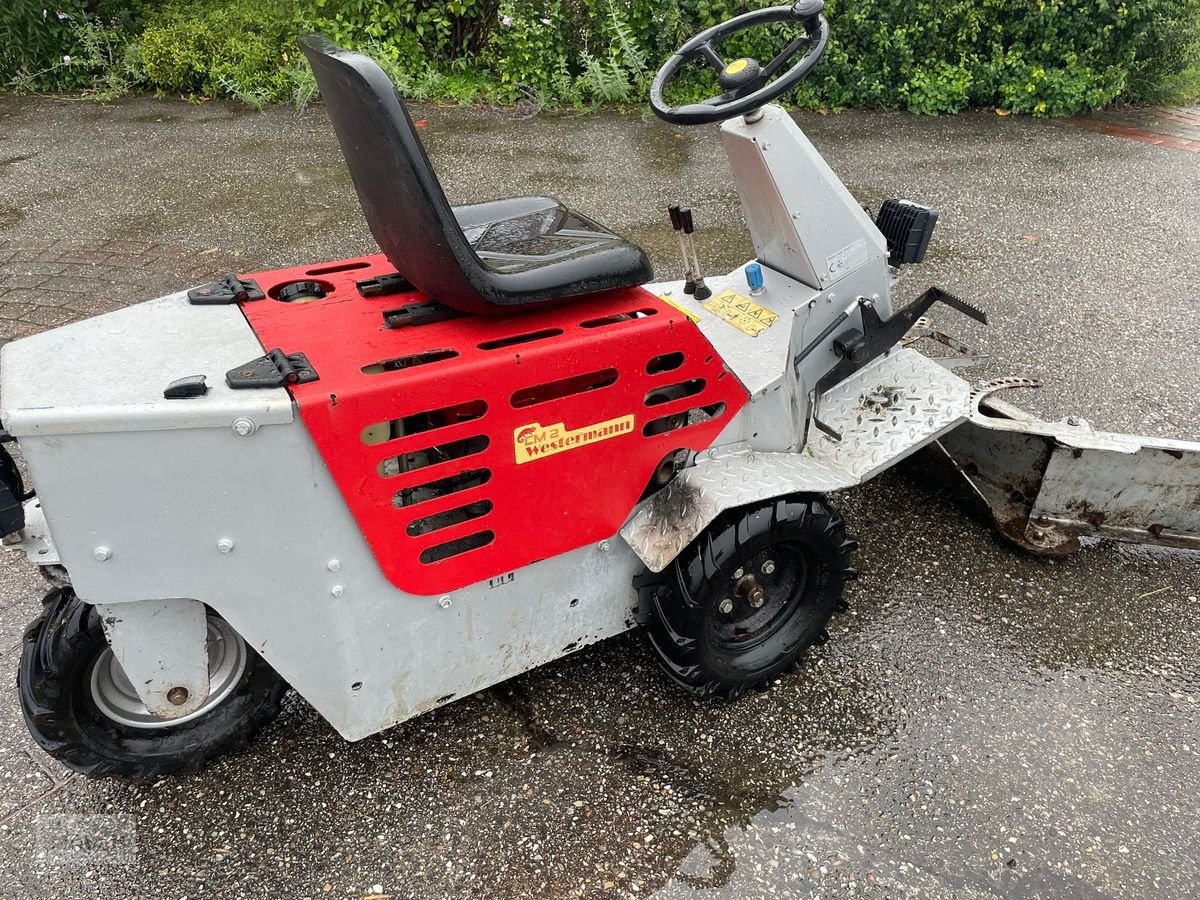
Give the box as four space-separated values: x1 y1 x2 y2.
330 585 345 598
217 538 235 554
93 546 112 562
761 560 776 575
749 588 766 608
232 417 257 437
327 559 341 572
598 540 611 553
167 686 189 706
718 598 734 614
733 567 744 579
438 595 453 609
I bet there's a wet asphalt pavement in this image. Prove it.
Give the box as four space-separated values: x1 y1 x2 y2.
0 94 1199 899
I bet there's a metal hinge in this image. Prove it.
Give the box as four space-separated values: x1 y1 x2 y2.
226 349 319 389
188 275 265 306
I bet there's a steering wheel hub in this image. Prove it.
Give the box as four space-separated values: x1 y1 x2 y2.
719 57 762 92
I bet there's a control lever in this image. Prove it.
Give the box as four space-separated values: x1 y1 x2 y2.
680 207 711 301
668 204 695 294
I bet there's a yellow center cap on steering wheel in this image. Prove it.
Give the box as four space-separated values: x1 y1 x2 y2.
725 58 750 76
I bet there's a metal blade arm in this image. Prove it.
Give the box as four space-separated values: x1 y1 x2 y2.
811 286 987 396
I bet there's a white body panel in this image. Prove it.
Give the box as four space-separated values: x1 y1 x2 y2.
1 292 293 436
2 294 643 740
720 106 890 299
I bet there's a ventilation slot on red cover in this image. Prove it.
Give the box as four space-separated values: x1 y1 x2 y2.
377 435 489 477
511 368 618 408
419 530 495 564
306 260 371 276
362 400 487 445
644 402 726 436
478 328 564 350
646 352 685 374
362 349 459 374
406 499 494 536
393 468 492 508
644 379 706 406
580 308 657 328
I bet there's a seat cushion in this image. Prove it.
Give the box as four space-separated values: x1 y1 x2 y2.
453 197 646 277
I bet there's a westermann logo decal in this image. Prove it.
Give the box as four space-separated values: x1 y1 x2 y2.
513 415 635 464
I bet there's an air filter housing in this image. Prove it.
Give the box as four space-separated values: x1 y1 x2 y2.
875 199 939 266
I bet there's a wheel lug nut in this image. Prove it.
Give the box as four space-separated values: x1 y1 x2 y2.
733 568 744 579
761 560 775 575
719 598 734 614
749 588 765 608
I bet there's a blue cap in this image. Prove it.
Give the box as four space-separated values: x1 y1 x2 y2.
745 261 764 292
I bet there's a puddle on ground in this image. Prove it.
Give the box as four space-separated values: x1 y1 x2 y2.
0 153 36 171
0 206 26 228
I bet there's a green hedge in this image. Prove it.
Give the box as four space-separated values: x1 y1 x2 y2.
3 0 1199 114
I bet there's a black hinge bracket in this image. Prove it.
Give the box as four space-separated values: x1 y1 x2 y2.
382 299 463 329
226 349 319 389
188 275 266 306
357 272 415 298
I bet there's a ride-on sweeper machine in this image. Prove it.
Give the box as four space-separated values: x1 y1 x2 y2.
4 3 1199 777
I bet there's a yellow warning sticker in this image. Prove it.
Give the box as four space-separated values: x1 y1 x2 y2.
658 293 701 323
702 289 778 337
514 415 635 464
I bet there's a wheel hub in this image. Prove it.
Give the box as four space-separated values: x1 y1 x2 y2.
711 545 817 651
88 616 247 730
735 572 766 608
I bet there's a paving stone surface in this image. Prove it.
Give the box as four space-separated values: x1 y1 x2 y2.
0 239 245 348
1071 104 1200 152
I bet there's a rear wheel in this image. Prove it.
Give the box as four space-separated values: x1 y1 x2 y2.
19 588 287 778
638 495 857 698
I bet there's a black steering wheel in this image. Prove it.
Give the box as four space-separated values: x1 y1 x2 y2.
649 0 829 126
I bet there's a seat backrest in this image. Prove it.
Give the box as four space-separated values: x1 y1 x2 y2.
299 34 486 309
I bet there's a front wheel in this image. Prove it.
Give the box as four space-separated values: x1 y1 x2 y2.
638 494 858 698
19 588 288 778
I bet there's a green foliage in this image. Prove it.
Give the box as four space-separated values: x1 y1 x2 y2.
308 0 498 67
483 2 574 101
1 1 149 91
1 0 1198 113
138 1 301 102
69 16 146 98
2 1 89 89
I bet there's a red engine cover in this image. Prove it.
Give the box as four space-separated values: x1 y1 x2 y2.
240 255 748 595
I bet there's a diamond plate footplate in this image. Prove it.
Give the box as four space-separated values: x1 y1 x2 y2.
807 348 974 481
621 349 973 571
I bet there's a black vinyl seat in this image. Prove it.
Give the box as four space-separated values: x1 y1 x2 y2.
300 35 653 314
